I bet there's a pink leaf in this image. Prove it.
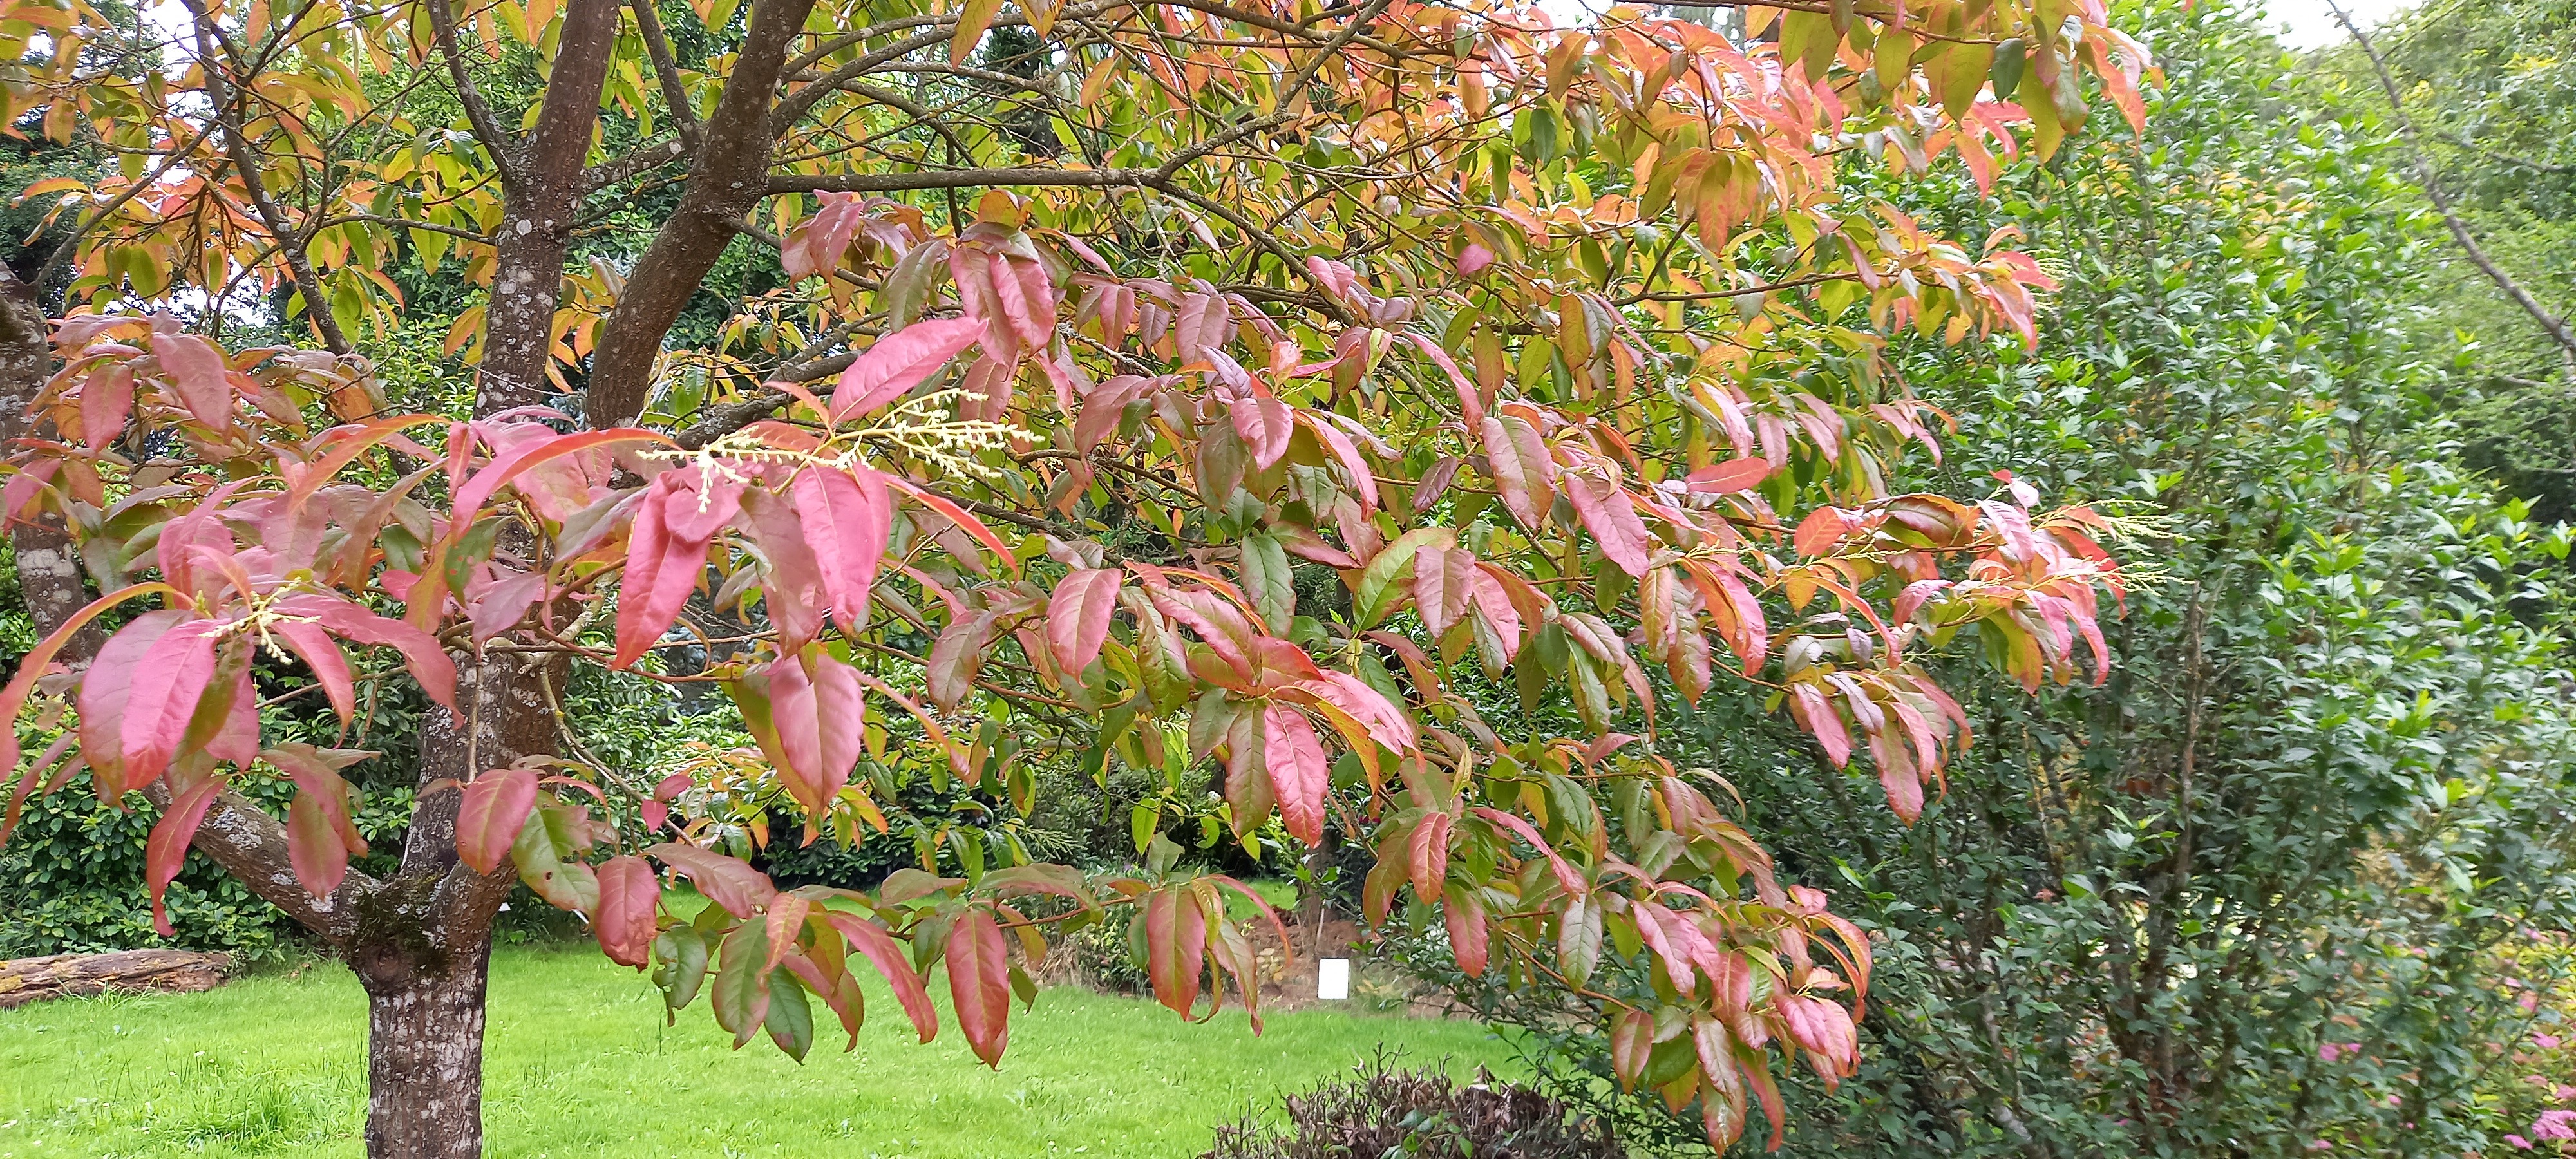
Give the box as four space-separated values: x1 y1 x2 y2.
830 316 987 420
612 495 706 669
592 854 661 968
1045 568 1121 676
1262 704 1329 846
146 771 225 935
1231 390 1294 471
647 842 777 919
822 912 939 1043
80 364 133 451
272 621 357 723
149 334 233 426
792 466 893 636
118 618 223 789
948 907 1013 1067
455 766 539 875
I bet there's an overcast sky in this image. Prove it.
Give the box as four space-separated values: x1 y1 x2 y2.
2258 0 2418 48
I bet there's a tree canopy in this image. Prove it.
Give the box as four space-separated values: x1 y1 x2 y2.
0 0 2143 1153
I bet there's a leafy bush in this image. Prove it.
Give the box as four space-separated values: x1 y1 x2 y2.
1202 1056 1620 1159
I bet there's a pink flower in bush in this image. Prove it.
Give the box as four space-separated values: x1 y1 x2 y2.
2532 1111 2576 1142
2536 1034 2562 1050
2505 1135 2535 1151
2319 1042 2364 1062
2553 1084 2576 1101
2520 992 2542 1013
2306 1140 2334 1151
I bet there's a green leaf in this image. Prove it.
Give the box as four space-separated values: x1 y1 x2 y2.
1354 527 1455 629
652 928 711 1021
763 968 815 1062
711 920 773 1048
1240 531 1295 632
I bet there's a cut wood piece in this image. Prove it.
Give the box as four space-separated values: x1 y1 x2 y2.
0 948 231 1008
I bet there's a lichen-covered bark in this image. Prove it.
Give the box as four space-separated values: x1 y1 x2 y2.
0 270 101 661
354 928 497 1159
472 0 621 413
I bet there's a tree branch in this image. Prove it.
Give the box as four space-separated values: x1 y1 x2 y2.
477 0 623 415
584 0 824 429
630 0 700 146
424 0 527 193
2331 1 2576 377
180 0 352 355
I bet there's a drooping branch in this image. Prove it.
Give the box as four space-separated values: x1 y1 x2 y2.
2331 1 2576 377
582 0 824 429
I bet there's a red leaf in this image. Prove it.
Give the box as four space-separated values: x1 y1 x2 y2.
1479 415 1555 530
591 855 659 967
808 651 865 806
285 791 348 898
455 767 539 875
822 912 938 1043
1696 1018 1750 1148
1686 457 1772 494
1409 811 1452 901
1405 334 1484 429
947 907 1013 1067
763 893 811 975
989 252 1056 350
1144 889 1209 1019
80 610 186 796
1563 465 1654 577
612 493 707 668
1778 993 1860 1084
1045 568 1121 677
263 744 367 851
1444 890 1488 977
450 429 668 527
1230 390 1294 471
926 610 996 711
792 466 893 636
275 594 459 712
660 462 748 544
648 842 777 919
1262 704 1329 846
831 316 987 420
1470 807 1586 895
146 770 226 935
118 618 222 789
272 621 356 723
1412 547 1475 637
1300 413 1380 510
1610 1006 1654 1091
149 334 234 426
887 477 1014 571
80 364 133 451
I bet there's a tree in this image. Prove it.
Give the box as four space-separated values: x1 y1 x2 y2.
0 0 2140 1154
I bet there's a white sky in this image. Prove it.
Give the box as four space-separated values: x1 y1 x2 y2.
2257 0 2418 49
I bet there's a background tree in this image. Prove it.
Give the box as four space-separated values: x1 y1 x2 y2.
1410 3 2576 1154
0 0 2141 1156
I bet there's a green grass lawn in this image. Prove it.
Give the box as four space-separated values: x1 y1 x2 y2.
0 942 1508 1158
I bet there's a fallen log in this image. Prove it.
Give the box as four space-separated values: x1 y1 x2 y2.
0 949 231 1008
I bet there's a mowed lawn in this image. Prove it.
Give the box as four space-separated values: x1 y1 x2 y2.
0 943 1508 1158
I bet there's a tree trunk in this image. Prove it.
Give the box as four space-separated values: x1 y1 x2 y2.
354 932 497 1159
0 269 103 664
